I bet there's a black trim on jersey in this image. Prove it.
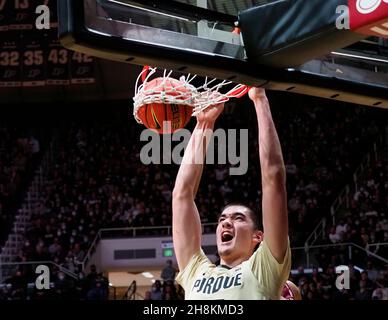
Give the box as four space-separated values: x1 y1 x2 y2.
218 264 232 270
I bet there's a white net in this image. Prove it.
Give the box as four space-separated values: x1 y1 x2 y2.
191 78 248 115
133 68 197 124
133 67 248 124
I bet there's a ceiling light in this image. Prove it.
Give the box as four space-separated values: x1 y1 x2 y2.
331 51 388 64
107 0 193 22
142 272 154 278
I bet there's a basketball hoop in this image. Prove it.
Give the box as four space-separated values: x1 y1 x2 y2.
133 66 197 125
191 77 249 116
133 66 249 126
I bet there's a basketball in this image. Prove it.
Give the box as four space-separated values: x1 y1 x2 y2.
281 280 302 300
136 102 193 134
136 77 193 134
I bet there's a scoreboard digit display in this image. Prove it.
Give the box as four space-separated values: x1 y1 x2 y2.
0 0 9 31
9 0 34 30
21 35 46 86
70 51 95 84
0 39 21 87
46 34 70 85
0 0 95 87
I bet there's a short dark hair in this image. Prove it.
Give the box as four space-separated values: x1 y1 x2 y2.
219 202 262 231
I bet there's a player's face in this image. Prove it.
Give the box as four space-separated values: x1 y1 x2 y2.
216 205 261 265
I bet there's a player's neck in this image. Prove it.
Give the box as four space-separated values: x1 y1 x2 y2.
220 255 249 268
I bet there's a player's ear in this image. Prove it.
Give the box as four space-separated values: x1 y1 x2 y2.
253 230 263 244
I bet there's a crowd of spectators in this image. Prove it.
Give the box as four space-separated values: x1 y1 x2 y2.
289 263 388 300
143 279 184 301
16 98 383 269
141 260 183 300
0 126 41 247
0 95 386 300
332 156 387 253
0 264 109 300
296 151 388 300
326 153 388 250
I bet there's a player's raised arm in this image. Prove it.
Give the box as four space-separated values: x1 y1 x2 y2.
172 103 224 271
249 88 288 263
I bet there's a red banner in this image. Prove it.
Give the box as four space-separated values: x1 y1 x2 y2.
349 0 388 37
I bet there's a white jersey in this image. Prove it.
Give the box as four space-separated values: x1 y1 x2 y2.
176 239 291 300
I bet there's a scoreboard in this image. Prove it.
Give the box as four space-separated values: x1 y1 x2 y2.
0 0 95 87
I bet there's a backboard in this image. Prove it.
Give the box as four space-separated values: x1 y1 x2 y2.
58 0 388 108
58 0 265 81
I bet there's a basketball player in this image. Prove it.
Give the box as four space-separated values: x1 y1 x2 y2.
172 87 291 299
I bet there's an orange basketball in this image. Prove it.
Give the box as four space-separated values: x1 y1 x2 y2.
137 103 192 134
136 77 193 134
281 280 302 300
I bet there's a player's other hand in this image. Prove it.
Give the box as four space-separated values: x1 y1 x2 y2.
196 102 225 123
248 87 267 101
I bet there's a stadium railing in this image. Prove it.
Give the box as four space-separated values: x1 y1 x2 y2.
304 132 386 250
331 133 385 225
0 138 57 266
0 260 78 284
293 242 388 269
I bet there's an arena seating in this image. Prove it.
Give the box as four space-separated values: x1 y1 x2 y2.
0 96 386 300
